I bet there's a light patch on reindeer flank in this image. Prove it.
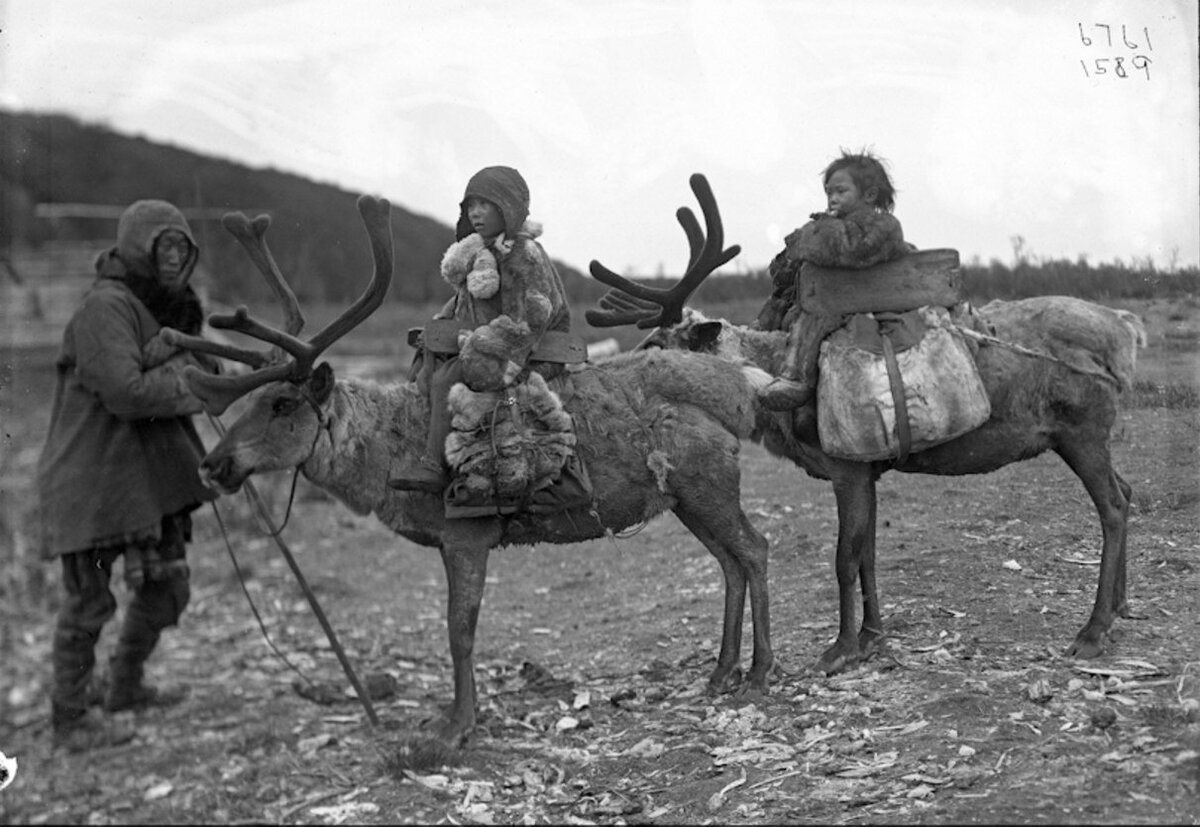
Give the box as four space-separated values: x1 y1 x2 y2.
646 450 674 492
742 366 773 392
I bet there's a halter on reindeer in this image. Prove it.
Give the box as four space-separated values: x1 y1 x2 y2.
162 190 777 747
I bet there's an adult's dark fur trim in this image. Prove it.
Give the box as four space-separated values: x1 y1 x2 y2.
119 275 205 334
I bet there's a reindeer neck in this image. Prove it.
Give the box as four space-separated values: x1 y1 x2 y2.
738 326 788 374
300 376 434 535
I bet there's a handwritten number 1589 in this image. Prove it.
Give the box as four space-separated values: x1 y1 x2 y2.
1080 55 1152 80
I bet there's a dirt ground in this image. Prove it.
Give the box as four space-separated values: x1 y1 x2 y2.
2 298 1198 825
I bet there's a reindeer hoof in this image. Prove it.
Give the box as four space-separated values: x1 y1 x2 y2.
816 644 859 676
706 666 744 696
734 681 768 700
1066 628 1109 660
422 714 473 749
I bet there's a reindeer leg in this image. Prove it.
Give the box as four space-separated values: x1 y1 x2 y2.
736 510 774 692
675 507 773 695
434 519 501 747
817 466 876 675
675 510 746 693
1055 441 1129 659
1114 472 1132 618
857 489 883 658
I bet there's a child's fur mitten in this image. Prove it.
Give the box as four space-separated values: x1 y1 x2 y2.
441 233 500 299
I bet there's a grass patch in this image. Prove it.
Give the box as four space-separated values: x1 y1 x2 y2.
380 734 462 776
1127 379 1200 410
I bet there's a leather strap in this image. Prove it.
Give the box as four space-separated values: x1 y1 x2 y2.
880 333 912 464
409 319 588 364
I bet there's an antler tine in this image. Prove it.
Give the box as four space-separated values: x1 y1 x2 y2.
221 211 306 336
166 196 392 412
158 327 273 369
305 195 393 357
205 306 315 362
587 173 740 329
677 205 705 273
583 290 662 328
667 174 740 302
204 195 393 377
182 362 297 416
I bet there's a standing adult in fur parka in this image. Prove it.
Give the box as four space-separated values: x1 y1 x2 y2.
390 166 572 494
36 199 221 752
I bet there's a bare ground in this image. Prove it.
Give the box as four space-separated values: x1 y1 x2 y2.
2 299 1199 825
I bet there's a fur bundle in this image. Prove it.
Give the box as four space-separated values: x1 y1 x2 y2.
444 371 575 501
459 315 535 392
441 233 500 299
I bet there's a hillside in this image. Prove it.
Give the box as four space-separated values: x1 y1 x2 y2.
0 110 602 308
3 109 1196 320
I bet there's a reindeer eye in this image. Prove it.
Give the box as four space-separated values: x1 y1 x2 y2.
271 397 299 417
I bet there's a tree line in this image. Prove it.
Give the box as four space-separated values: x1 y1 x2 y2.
3 110 1195 309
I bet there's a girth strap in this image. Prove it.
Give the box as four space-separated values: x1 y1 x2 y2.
880 333 912 465
408 319 587 364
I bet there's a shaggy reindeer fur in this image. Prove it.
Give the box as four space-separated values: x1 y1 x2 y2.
642 295 1144 674
197 347 774 747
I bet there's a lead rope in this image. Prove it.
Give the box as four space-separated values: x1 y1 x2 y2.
204 410 379 727
207 499 314 687
952 324 1121 386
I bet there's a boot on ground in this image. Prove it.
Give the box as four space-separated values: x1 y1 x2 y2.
51 705 136 752
103 681 189 713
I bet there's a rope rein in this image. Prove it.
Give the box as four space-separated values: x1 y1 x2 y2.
204 411 312 684
203 405 379 726
952 323 1119 385
207 499 316 687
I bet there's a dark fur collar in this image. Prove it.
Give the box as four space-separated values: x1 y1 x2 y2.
117 276 205 334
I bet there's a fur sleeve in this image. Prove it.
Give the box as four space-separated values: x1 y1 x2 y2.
787 211 908 269
458 238 570 390
498 238 567 343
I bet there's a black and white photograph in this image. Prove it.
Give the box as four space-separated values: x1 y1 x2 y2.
2 1 1197 823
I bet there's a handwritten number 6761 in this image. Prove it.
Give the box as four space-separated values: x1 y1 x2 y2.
1078 23 1153 50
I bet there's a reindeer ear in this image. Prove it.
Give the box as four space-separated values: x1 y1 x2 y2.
692 321 724 352
310 362 335 404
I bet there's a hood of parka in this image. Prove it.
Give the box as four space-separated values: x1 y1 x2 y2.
114 199 200 282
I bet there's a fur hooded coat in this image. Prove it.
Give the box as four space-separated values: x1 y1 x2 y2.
434 167 571 391
35 200 218 557
756 204 910 331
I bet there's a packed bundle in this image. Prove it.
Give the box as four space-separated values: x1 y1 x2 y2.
444 371 576 503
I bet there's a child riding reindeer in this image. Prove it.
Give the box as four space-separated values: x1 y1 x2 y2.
389 167 589 517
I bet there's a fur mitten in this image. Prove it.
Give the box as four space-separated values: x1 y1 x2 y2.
460 315 534 392
440 233 500 299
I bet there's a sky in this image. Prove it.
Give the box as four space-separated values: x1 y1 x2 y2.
2 0 1197 276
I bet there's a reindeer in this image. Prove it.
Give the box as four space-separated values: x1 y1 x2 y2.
587 175 1146 675
163 194 775 748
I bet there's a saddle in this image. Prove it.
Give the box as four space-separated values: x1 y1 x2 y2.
408 323 594 520
800 250 991 462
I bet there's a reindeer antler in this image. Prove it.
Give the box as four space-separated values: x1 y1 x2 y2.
585 174 740 329
161 195 394 414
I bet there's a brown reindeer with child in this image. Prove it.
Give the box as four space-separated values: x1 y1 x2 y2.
589 160 1145 676
162 189 777 748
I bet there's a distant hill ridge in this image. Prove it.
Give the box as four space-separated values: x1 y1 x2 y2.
4 110 1192 318
0 109 606 308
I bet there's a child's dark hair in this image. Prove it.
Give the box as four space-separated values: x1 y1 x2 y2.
822 150 897 213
